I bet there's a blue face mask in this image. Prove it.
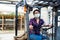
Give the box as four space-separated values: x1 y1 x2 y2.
34 13 41 18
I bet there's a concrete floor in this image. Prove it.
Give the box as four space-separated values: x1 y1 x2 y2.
0 30 24 40
0 29 59 40
0 33 15 40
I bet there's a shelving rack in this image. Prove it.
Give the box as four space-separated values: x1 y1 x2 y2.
0 14 25 31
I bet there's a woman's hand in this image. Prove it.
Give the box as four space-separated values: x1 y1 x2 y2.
29 25 33 30
48 24 52 28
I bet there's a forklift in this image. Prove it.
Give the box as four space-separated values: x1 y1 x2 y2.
14 0 60 40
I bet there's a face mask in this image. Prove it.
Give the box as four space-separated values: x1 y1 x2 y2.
34 13 41 18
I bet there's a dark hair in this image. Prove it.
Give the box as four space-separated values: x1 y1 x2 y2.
33 9 40 15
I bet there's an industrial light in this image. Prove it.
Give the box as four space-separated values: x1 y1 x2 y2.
23 5 27 13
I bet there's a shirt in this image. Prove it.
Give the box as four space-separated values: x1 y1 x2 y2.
29 18 44 35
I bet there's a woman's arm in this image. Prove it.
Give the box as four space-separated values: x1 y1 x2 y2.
41 19 52 27
42 24 52 29
29 19 33 30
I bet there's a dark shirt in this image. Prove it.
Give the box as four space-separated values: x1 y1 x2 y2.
29 18 44 35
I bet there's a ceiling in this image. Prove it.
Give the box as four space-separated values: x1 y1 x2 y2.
0 0 21 2
0 0 22 5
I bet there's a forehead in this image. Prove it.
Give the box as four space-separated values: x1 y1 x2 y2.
34 11 40 13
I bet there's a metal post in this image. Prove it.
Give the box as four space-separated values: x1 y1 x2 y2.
15 5 18 36
53 6 58 40
25 10 30 40
52 8 54 40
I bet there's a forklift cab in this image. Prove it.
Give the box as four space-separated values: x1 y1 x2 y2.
25 6 55 40
15 0 59 40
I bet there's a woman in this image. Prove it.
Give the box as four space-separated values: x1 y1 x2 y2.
29 9 51 40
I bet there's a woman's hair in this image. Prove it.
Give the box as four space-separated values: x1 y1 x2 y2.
33 9 40 15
